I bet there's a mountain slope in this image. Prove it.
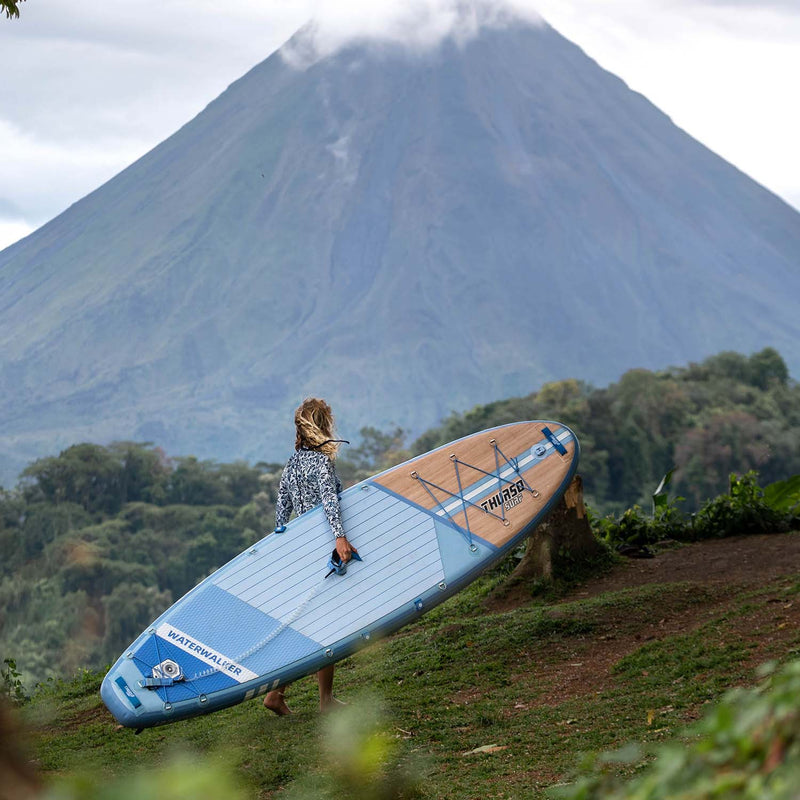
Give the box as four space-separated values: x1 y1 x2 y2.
1 19 799 480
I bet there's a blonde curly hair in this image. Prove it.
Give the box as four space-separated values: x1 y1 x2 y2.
294 397 339 459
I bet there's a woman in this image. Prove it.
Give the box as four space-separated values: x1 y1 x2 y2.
263 397 354 715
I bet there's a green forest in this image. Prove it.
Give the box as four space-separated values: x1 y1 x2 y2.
2 347 799 688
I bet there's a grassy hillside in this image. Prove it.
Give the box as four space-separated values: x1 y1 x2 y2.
12 531 800 799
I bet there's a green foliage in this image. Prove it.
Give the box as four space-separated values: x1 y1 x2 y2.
102 583 172 660
0 443 277 685
337 426 411 485
553 660 800 800
763 475 800 515
43 752 248 800
591 505 679 549
2 0 25 19
285 700 424 799
593 471 797 549
651 467 675 514
18 443 268 514
689 471 790 540
689 347 789 391
1 657 29 704
1 501 92 571
22 444 130 515
166 457 254 505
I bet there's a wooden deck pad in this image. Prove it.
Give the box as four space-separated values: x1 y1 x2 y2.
373 422 576 548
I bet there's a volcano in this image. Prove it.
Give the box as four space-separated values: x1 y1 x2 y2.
1 17 799 481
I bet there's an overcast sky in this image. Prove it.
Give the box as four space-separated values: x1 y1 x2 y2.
2 0 799 251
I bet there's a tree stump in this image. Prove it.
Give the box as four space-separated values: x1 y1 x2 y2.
516 474 602 579
487 475 603 608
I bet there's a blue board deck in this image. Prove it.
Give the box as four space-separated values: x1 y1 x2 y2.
101 420 579 728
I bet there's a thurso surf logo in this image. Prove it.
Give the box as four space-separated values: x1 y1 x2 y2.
480 479 526 513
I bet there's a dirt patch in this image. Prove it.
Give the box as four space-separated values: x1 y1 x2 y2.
517 533 800 710
570 533 800 599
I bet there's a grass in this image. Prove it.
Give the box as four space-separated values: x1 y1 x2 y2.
16 548 800 799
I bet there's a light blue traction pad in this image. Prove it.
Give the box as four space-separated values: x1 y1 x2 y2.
134 583 320 702
216 486 448 646
433 518 489 580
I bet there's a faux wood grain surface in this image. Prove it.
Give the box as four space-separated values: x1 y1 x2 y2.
373 422 576 548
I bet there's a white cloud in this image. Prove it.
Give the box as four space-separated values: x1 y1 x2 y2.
1 0 306 241
0 221 34 252
0 117 144 222
282 0 542 64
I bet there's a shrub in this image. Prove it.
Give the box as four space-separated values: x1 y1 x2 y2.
1 658 29 705
593 471 797 550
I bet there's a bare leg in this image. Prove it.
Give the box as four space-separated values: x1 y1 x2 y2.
318 665 346 711
318 665 336 711
264 685 291 716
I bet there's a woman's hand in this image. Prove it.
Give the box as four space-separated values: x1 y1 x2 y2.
336 536 354 563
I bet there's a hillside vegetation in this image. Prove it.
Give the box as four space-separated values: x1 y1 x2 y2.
413 347 800 513
7 531 800 799
1 348 799 689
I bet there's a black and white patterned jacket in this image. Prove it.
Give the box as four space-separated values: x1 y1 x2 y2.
275 448 345 539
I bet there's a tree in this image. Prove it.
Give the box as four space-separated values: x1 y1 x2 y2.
21 443 129 514
2 0 25 19
748 347 789 390
673 411 771 507
102 582 171 660
107 442 169 505
166 457 228 505
344 427 407 471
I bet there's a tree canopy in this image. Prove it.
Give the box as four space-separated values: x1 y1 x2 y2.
412 348 800 514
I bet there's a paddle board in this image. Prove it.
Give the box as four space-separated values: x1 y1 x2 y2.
101 420 579 728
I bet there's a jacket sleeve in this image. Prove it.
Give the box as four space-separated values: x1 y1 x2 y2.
275 465 293 529
317 456 346 539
